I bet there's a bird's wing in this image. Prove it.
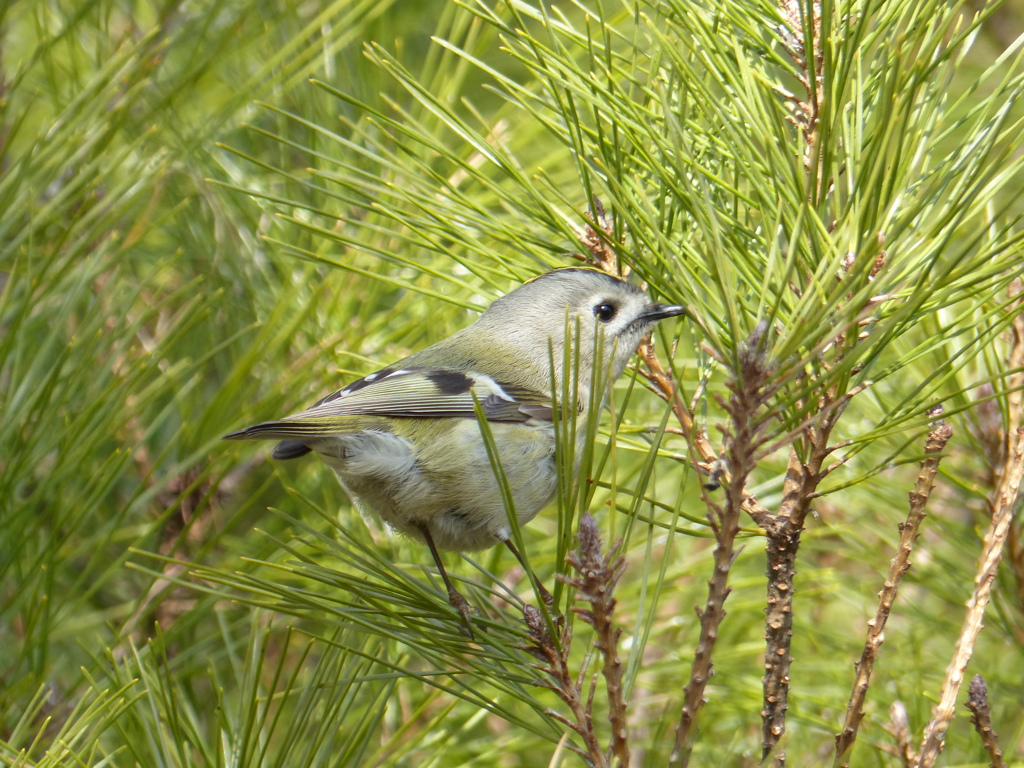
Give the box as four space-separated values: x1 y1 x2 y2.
222 366 552 442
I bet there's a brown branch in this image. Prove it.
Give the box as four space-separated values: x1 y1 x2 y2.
757 382 868 460
637 337 715 467
759 374 862 765
833 411 953 767
778 0 824 175
964 675 1007 768
1001 284 1024 638
572 197 627 276
562 513 630 768
757 234 888 764
637 338 774 528
669 327 773 767
759 445 821 765
917 291 1024 768
754 379 855 766
1008 518 1024 642
521 605 607 768
916 425 1024 766
754 382 870 462
573 206 776 526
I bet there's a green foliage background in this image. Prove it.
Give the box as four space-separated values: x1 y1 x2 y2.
2 0 1023 765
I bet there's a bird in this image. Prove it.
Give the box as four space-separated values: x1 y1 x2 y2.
224 267 685 632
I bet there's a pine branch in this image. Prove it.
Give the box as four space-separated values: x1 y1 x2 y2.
670 325 775 767
521 605 606 767
833 410 953 767
964 675 1007 768
562 513 630 768
918 293 1024 767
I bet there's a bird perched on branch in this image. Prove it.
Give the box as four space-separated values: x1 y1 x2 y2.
225 268 685 633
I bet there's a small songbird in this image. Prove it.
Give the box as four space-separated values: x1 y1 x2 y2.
224 268 685 629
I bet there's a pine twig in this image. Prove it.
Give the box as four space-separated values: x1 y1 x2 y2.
580 198 624 276
759 447 819 765
777 0 824 177
520 510 631 768
561 513 630 768
917 298 1024 768
833 409 953 767
759 249 881 765
1000 282 1024 635
521 605 606 768
636 338 774 526
916 426 1024 766
1008 519 1024 642
669 326 774 767
964 675 1007 768
754 3 836 754
577 198 774 525
759 388 853 763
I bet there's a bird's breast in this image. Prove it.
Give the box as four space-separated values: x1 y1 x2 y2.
310 419 558 551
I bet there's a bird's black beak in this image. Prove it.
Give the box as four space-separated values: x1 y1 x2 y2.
640 303 688 322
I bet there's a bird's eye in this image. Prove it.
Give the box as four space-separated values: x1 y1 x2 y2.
593 302 618 322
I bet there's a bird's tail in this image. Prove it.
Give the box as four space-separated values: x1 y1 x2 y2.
222 421 315 460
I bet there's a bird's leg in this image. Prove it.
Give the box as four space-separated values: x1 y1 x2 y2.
418 524 476 638
504 539 555 613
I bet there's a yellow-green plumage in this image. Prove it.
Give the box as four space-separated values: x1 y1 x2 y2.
224 268 685 556
315 418 556 551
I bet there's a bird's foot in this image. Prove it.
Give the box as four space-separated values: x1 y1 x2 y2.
447 586 480 640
